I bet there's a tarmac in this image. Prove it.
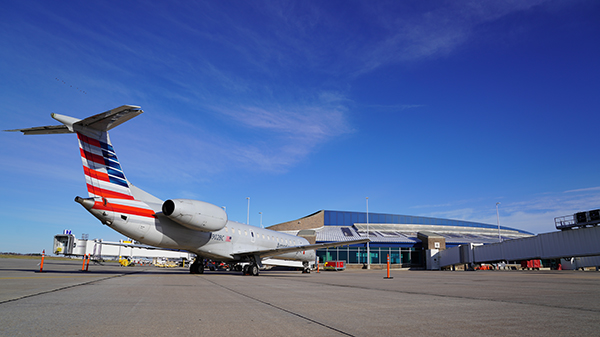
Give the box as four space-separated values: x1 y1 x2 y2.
1 257 600 336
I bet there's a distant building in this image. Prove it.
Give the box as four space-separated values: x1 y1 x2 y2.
268 210 533 268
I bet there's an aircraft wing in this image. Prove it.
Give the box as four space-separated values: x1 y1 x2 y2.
232 238 370 260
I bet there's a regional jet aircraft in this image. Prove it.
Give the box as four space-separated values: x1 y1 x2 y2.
7 105 368 275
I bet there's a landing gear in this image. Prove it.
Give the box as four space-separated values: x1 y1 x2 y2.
242 263 259 276
190 259 204 274
250 264 259 276
302 267 311 274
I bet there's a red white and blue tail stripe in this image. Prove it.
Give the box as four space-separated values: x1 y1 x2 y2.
78 132 133 200
77 131 156 218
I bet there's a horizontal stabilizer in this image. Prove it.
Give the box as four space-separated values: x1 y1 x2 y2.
5 105 142 135
5 124 71 135
72 105 142 132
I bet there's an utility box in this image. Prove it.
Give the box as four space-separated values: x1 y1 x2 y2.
53 234 75 255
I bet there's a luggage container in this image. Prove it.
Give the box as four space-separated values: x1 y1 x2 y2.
324 261 346 271
520 259 541 270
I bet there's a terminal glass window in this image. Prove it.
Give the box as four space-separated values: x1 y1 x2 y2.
316 250 327 263
325 251 336 262
370 250 379 265
401 249 410 264
390 250 400 264
338 247 348 263
348 248 359 264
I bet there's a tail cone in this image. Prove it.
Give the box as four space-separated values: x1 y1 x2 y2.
75 196 95 210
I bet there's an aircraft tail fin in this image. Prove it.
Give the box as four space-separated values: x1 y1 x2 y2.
7 105 143 201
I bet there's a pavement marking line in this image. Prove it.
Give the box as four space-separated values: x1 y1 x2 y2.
198 275 357 337
0 275 105 280
0 271 143 305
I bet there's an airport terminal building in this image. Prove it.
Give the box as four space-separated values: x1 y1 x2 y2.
268 210 533 268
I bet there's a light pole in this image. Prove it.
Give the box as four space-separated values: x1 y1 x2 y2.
496 202 502 242
246 197 250 225
366 197 370 270
259 212 263 228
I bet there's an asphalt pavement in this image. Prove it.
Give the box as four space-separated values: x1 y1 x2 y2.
1 257 599 336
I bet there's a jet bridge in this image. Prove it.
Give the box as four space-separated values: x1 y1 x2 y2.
53 233 192 260
438 225 600 269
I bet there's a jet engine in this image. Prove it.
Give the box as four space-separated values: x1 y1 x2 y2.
162 199 227 232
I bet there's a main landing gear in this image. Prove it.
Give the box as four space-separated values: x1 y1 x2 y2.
243 263 259 276
190 259 204 274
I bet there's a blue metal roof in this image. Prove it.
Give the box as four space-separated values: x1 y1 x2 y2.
323 210 533 235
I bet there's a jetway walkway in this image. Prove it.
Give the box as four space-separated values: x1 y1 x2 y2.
438 226 600 268
53 233 192 260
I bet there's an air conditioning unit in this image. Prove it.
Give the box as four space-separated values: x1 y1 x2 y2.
588 209 600 221
575 212 588 224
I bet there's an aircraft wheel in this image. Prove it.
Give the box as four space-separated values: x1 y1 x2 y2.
190 261 202 274
250 264 259 276
242 265 249 275
304 268 311 274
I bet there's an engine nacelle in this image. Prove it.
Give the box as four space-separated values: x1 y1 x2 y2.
162 199 227 232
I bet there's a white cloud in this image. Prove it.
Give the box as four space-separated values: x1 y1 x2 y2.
565 186 600 193
422 188 600 234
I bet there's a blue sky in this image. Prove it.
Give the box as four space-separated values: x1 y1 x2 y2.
1 1 599 254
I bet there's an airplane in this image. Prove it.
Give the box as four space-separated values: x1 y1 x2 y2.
6 105 369 275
